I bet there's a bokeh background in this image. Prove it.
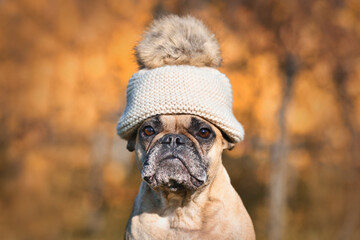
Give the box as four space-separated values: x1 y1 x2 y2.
1 0 360 239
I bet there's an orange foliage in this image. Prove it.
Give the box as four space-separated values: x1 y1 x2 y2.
0 0 359 239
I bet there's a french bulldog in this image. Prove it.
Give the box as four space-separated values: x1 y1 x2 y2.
124 114 255 239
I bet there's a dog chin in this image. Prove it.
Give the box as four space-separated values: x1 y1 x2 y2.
142 157 206 192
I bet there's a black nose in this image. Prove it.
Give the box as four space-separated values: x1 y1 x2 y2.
161 134 186 147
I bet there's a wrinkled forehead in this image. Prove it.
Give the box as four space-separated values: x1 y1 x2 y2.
160 115 192 130
141 114 215 132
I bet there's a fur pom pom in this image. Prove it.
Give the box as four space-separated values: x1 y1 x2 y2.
135 15 222 69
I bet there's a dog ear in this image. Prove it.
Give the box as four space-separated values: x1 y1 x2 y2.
221 132 235 150
126 131 137 152
224 141 235 150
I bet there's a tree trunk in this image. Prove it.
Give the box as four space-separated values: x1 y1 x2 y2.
334 65 360 240
269 54 297 240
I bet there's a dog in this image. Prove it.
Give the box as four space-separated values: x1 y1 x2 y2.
117 15 255 239
124 115 255 239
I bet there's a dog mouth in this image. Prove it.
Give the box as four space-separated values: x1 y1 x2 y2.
142 156 207 192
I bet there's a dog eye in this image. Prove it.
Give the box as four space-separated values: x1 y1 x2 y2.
143 126 155 136
198 128 211 138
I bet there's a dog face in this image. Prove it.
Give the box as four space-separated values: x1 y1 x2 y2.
127 115 233 193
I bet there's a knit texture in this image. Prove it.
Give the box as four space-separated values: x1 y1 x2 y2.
117 65 244 143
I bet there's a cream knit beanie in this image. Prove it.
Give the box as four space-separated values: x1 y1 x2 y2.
117 15 244 143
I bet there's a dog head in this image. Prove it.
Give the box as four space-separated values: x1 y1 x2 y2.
127 115 234 193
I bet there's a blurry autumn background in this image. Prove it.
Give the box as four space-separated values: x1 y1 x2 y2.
1 0 360 239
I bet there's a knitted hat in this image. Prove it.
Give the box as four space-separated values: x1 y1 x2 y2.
117 15 244 143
